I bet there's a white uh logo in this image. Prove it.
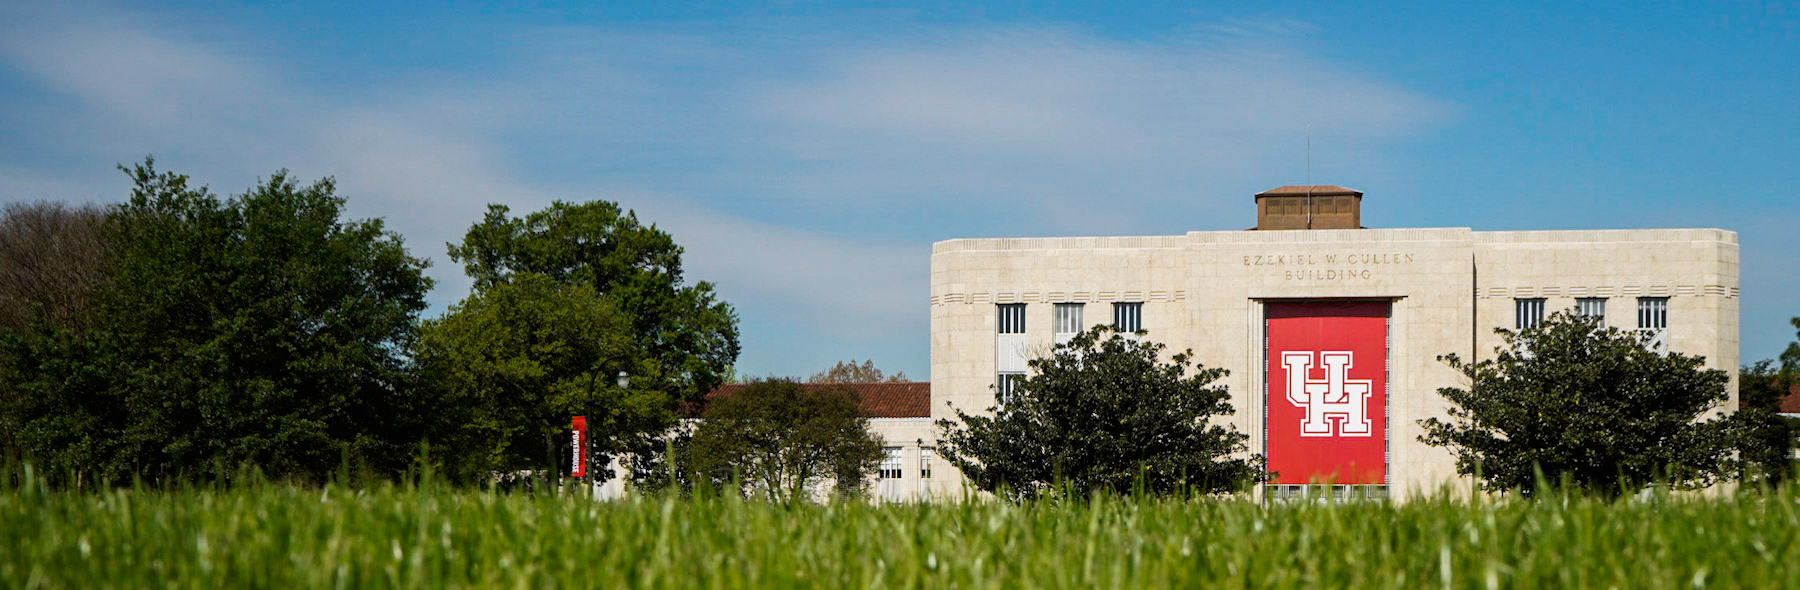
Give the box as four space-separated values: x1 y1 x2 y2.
1282 351 1373 437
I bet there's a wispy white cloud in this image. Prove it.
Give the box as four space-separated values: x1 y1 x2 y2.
620 193 923 338
0 4 1451 375
754 28 1442 159
0 9 263 131
711 25 1452 236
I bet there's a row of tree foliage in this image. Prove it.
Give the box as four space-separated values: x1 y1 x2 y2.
3 159 1794 500
939 313 1798 500
0 160 739 486
1420 313 1797 496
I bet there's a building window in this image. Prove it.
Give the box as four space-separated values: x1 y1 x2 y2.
1575 298 1606 324
1113 302 1143 333
997 304 1029 374
878 447 904 501
1514 298 1546 330
997 372 1024 405
1637 297 1669 355
1054 303 1083 347
879 447 903 479
1054 303 1083 335
917 447 935 500
997 303 1026 334
1637 297 1668 330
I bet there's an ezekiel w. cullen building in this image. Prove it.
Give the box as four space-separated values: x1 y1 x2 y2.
914 185 1738 500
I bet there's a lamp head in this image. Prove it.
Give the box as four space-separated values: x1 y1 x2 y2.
615 370 630 389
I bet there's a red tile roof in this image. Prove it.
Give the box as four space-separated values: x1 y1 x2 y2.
1780 383 1800 414
690 382 931 419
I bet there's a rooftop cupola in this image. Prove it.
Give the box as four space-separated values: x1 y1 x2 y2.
1254 185 1363 230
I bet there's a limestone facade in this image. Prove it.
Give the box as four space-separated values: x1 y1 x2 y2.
866 418 942 502
927 226 1739 499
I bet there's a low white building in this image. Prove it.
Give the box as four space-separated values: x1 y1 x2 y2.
692 382 939 502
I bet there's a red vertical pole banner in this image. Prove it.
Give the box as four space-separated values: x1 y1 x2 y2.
1266 301 1389 485
570 416 588 478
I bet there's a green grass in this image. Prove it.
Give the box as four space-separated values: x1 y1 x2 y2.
3 470 1796 589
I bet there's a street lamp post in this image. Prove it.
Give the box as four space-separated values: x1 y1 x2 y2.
580 355 629 498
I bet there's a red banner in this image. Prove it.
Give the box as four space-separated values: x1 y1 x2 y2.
1266 301 1388 485
571 416 588 478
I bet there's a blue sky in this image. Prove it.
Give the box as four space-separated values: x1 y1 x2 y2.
2 1 1796 379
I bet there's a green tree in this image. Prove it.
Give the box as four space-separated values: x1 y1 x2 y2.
936 327 1263 501
684 379 883 501
1733 360 1797 486
415 275 632 480
1734 319 1800 487
808 359 907 384
0 201 109 458
422 201 739 480
1420 312 1736 497
1782 317 1800 375
3 160 433 484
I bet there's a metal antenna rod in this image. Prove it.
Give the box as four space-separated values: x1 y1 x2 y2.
1306 131 1313 229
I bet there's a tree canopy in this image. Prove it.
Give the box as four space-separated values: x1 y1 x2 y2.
1419 312 1736 496
0 201 109 456
808 359 907 384
1 160 433 484
1782 317 1800 375
1735 360 1798 486
0 201 108 335
415 274 630 480
0 166 750 488
1735 318 1800 486
684 379 884 501
422 201 739 480
936 327 1263 500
